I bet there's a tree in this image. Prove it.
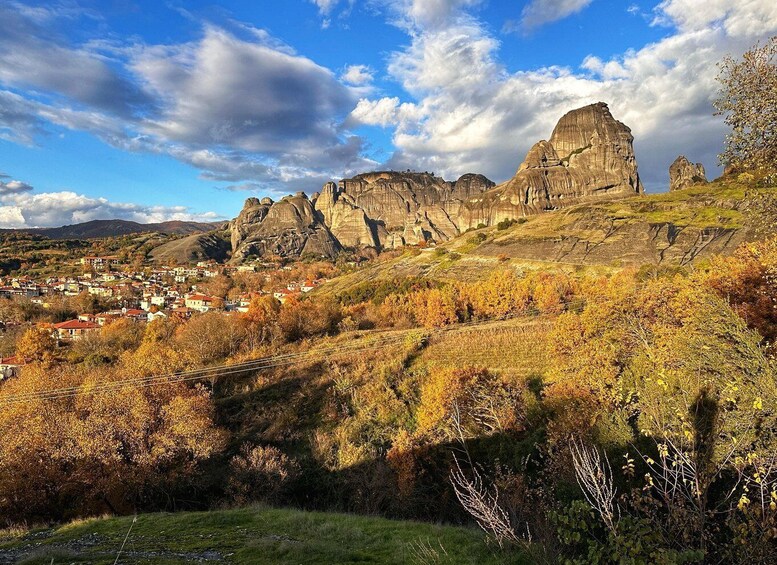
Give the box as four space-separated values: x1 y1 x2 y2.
714 36 777 173
175 311 245 366
0 363 227 521
243 295 281 346
16 326 57 363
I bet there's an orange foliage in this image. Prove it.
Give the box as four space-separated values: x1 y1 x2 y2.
411 287 459 328
699 239 777 343
0 363 226 522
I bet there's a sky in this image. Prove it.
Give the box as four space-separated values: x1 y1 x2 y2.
0 0 775 228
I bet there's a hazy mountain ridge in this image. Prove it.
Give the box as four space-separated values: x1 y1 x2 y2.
1 219 222 240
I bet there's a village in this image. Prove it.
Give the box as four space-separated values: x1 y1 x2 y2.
0 254 330 376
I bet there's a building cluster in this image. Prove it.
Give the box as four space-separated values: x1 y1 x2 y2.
0 257 328 373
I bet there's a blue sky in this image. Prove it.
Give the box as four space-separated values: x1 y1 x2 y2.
0 0 775 227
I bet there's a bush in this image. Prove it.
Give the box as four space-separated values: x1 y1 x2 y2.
226 444 300 505
468 232 487 245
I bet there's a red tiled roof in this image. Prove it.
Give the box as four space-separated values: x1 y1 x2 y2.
187 294 215 301
53 320 100 330
0 356 24 365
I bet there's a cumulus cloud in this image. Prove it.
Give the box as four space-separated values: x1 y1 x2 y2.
341 64 375 86
389 0 484 29
651 0 777 35
354 0 777 190
133 26 355 156
506 0 594 33
0 6 375 195
0 189 221 229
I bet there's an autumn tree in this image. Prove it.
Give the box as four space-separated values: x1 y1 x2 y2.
714 36 777 174
0 363 227 521
242 295 281 346
175 311 245 366
411 287 459 328
15 326 57 363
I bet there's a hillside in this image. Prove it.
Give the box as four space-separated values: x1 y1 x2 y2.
149 230 232 263
1 219 221 240
0 506 520 564
317 177 770 294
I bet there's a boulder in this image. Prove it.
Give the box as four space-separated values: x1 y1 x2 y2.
669 156 707 191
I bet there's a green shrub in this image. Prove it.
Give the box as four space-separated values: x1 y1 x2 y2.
468 233 488 245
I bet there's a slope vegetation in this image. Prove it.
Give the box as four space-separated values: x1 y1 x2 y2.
318 177 770 294
0 506 521 564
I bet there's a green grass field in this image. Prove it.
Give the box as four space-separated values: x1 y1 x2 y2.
0 506 529 564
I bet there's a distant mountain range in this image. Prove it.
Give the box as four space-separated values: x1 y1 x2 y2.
1 219 222 240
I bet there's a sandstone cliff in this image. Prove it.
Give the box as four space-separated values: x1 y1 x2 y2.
322 171 495 248
226 102 645 261
229 193 340 263
457 102 642 228
669 155 707 191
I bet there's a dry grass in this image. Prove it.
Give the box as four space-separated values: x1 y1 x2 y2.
413 318 552 380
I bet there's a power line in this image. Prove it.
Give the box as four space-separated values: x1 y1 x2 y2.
0 300 593 405
0 333 412 404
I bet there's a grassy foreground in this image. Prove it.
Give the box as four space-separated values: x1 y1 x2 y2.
0 506 525 564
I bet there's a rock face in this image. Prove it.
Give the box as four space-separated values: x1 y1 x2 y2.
229 193 340 262
457 102 642 228
329 171 495 248
669 156 707 191
226 102 644 261
315 182 379 249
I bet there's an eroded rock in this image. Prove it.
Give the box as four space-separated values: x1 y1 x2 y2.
669 155 707 191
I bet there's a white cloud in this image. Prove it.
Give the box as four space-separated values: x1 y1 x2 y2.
311 0 340 16
507 0 594 33
341 64 375 85
356 0 777 189
389 0 484 29
348 96 425 129
0 179 34 194
0 189 221 229
133 26 356 157
0 6 375 194
651 0 777 36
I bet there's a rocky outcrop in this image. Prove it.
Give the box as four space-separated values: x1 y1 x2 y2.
457 102 642 228
315 182 379 249
229 193 340 262
226 102 644 261
329 171 495 248
230 197 273 251
670 156 707 191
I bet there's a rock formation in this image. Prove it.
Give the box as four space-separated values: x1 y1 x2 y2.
457 102 642 228
669 156 707 191
226 102 644 261
328 171 495 248
228 193 340 263
314 182 379 249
